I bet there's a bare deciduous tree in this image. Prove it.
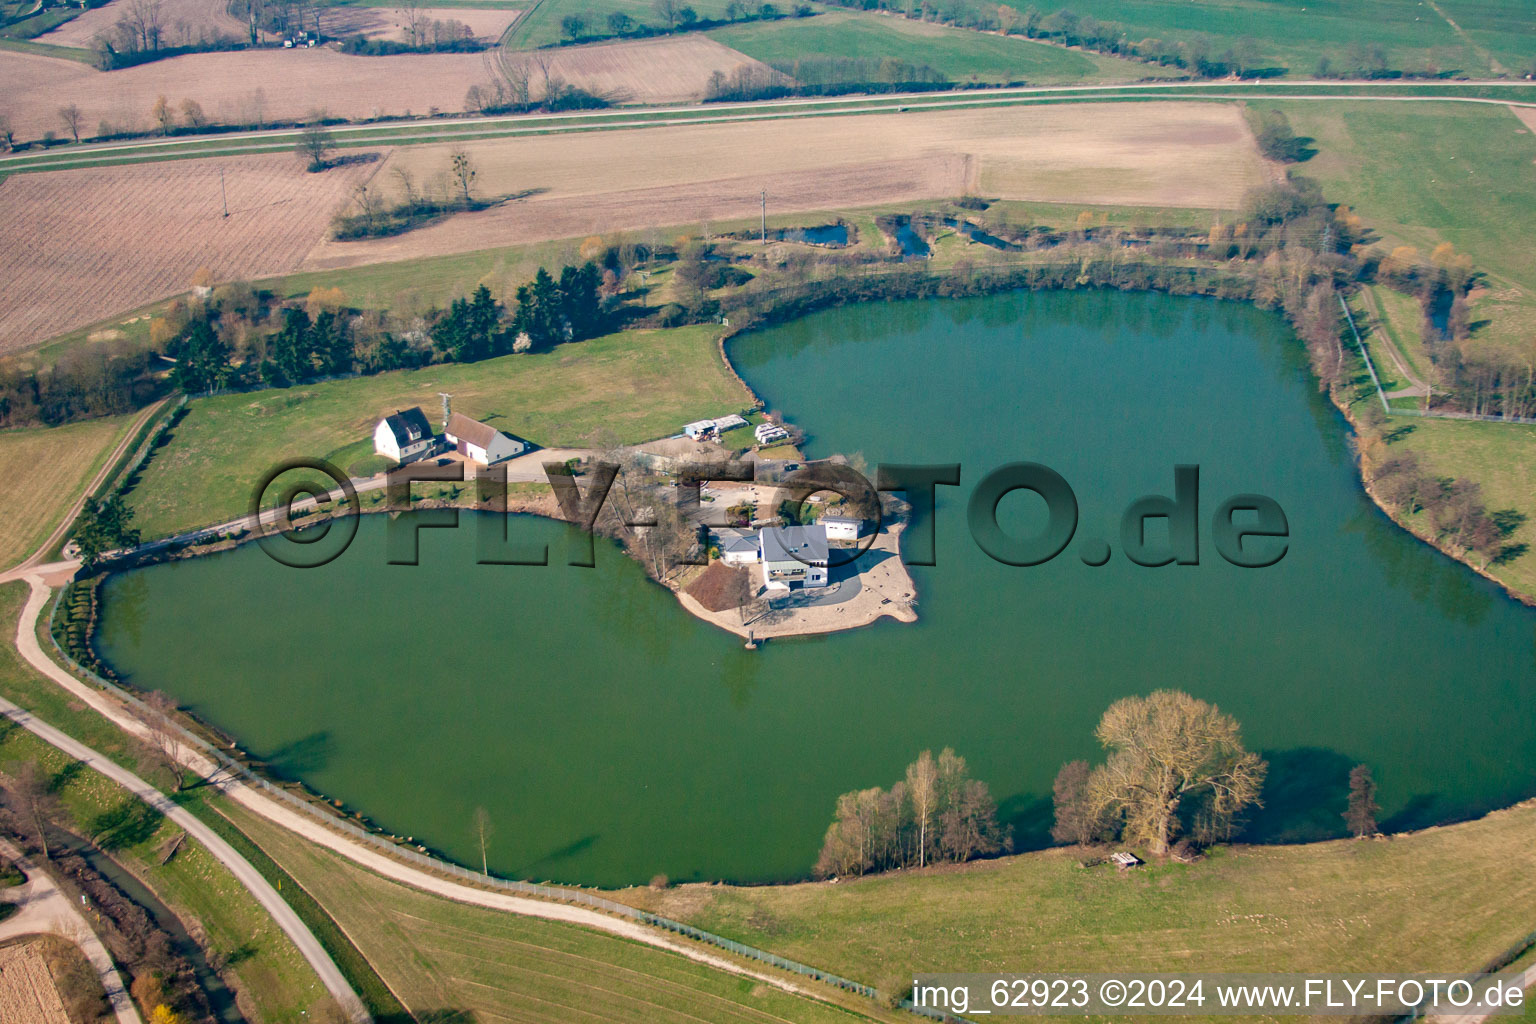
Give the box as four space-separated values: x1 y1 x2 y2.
905 749 937 868
392 166 419 214
151 94 174 134
449 147 477 203
396 0 426 46
473 806 493 874
351 182 381 234
144 690 190 792
651 0 681 28
297 123 335 171
1050 759 1107 845
1344 763 1379 838
14 760 61 859
1086 690 1267 856
57 103 83 143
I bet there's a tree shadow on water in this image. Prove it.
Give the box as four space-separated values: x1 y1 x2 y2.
511 834 601 878
1241 747 1354 843
264 731 335 776
996 791 1053 852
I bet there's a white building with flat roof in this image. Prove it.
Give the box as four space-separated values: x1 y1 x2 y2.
820 515 864 541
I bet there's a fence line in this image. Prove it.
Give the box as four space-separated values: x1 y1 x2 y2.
1341 295 1536 425
1340 295 1390 414
42 589 959 1019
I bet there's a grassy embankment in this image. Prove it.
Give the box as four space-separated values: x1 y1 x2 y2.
1276 99 1536 598
0 580 337 1023
0 414 136 570
217 798 915 1024
123 323 751 539
707 9 1169 85
615 800 1536 997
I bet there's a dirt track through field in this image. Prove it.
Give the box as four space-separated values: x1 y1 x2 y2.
1 35 772 141
0 154 377 353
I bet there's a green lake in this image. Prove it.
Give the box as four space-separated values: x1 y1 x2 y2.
96 290 1536 887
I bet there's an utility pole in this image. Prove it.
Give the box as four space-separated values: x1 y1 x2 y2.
219 168 229 218
760 189 766 245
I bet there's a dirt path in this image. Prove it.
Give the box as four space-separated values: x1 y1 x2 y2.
0 837 141 1024
5 581 371 1023
1358 291 1430 400
1423 0 1504 76
6 398 167 578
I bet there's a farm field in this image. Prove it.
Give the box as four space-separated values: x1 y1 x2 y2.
0 414 135 570
1276 100 1536 360
37 0 249 49
219 799 912 1024
0 34 773 142
708 10 1165 85
310 101 1267 269
503 33 778 104
0 942 71 1024
0 153 375 354
316 4 520 42
997 0 1512 78
625 799 1536 990
122 324 750 538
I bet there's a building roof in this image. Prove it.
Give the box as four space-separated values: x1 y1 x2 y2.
713 414 748 432
445 411 507 450
381 407 433 446
760 524 828 565
714 530 759 556
820 515 862 526
683 419 716 434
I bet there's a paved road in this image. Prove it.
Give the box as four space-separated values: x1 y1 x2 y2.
5 580 371 1023
3 80 1532 174
0 836 142 1024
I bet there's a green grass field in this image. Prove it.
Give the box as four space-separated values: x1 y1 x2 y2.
124 324 752 539
1002 0 1520 78
218 798 912 1024
0 414 136 570
707 10 1162 84
1277 100 1536 359
0 582 333 1023
626 800 1536 988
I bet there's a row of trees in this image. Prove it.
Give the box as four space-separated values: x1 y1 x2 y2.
0 341 157 428
556 0 803 43
814 748 1009 877
704 57 951 102
1368 449 1526 568
329 149 484 236
340 18 485 55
